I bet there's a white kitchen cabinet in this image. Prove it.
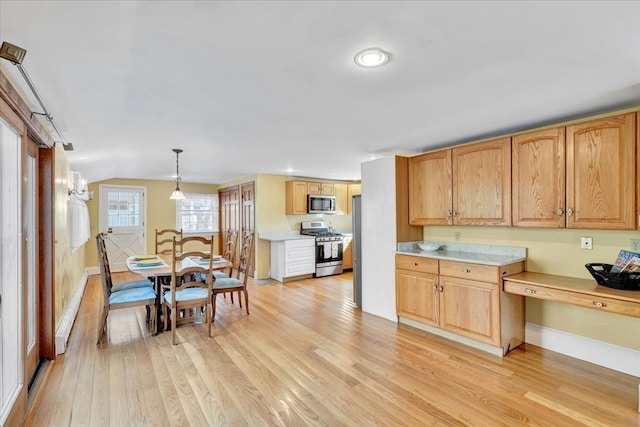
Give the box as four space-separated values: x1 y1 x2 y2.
270 238 315 282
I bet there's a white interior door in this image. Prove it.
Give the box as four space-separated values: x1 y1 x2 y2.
99 185 146 272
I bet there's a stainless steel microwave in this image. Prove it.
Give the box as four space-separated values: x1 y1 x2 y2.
307 195 336 214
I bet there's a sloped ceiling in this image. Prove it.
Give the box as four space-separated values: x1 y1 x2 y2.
1 1 639 184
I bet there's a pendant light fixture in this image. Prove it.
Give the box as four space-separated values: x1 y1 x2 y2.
169 148 186 200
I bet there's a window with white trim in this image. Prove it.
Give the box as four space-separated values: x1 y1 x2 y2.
176 192 219 234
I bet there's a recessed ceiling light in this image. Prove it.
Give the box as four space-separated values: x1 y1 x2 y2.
354 48 389 68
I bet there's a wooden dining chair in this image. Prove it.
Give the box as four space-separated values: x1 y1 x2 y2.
97 233 153 292
155 228 183 255
96 233 156 345
211 231 254 319
213 229 239 280
162 235 215 345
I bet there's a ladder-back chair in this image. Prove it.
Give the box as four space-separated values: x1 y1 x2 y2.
211 231 254 319
162 235 215 345
96 233 156 345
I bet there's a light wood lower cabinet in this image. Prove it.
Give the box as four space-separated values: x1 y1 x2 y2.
396 255 525 354
342 235 353 269
395 256 439 326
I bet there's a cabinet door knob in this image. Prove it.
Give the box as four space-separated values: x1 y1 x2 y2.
446 210 453 218
452 210 458 217
461 268 471 273
433 284 438 291
439 286 444 292
524 288 536 294
592 301 607 308
412 262 418 266
567 207 574 216
557 207 564 216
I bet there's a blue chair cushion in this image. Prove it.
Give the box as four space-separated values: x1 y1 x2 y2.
213 271 230 279
109 286 156 304
112 279 153 293
163 287 209 304
213 277 243 290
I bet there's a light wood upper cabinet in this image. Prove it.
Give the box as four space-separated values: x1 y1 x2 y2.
308 182 334 195
330 183 361 215
566 113 636 230
408 111 637 230
285 181 308 215
452 138 512 226
346 184 361 215
512 127 566 228
334 184 348 214
287 180 360 215
409 138 511 226
409 150 452 225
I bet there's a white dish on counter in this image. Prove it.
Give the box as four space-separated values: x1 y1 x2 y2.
417 242 441 251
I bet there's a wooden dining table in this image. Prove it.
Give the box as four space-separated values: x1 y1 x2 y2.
126 253 233 334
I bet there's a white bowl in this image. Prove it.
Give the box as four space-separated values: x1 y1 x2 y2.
417 242 441 251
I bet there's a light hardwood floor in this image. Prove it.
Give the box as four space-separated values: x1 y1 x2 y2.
26 271 639 426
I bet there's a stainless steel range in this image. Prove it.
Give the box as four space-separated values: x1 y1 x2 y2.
300 221 344 278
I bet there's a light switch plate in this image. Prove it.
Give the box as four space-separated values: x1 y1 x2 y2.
631 239 640 252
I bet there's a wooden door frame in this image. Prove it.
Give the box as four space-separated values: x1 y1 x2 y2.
23 136 41 386
241 181 255 277
39 146 55 360
219 184 240 262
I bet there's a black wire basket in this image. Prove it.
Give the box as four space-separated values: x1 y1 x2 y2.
585 263 640 291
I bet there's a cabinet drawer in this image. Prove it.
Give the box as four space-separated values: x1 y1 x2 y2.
440 260 524 283
503 280 640 318
396 255 438 274
440 260 503 283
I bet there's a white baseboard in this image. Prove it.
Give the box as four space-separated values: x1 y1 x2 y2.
85 266 99 275
55 270 89 355
525 322 640 378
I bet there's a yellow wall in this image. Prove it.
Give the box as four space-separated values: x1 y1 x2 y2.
424 226 640 350
85 178 218 268
54 144 87 331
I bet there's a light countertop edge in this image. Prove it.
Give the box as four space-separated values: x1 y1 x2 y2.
259 232 316 242
396 241 527 267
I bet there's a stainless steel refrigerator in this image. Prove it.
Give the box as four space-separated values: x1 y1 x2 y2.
352 194 362 306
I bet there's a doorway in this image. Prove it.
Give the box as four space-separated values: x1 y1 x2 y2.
98 185 147 272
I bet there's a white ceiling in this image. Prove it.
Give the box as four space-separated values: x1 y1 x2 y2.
1 1 639 184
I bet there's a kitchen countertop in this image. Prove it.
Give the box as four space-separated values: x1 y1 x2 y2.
396 241 527 267
259 231 315 242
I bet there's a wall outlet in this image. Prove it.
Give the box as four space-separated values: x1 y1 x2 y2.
631 239 640 252
454 232 461 241
580 236 593 250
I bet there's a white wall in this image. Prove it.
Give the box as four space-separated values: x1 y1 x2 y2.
361 157 397 322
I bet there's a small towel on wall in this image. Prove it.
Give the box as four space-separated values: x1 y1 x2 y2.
70 197 90 252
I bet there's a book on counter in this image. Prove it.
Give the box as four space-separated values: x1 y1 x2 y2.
610 249 640 273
